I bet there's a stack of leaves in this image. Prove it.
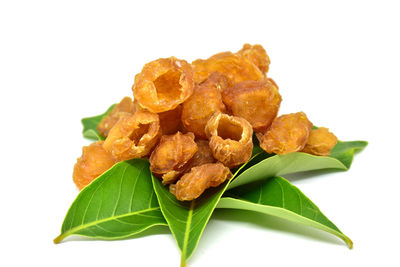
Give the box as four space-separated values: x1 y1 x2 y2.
55 44 367 267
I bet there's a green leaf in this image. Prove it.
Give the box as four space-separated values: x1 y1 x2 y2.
81 104 116 141
228 141 367 190
54 159 167 243
152 155 259 267
218 176 353 248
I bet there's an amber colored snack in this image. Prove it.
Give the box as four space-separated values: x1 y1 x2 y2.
169 163 232 201
159 105 183 135
97 97 135 137
181 72 227 139
258 112 313 155
149 132 198 184
302 127 338 156
192 44 267 85
237 43 270 74
103 110 161 161
183 139 216 172
222 79 281 132
133 57 194 113
205 112 253 168
73 141 116 190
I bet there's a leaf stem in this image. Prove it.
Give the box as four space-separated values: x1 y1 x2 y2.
53 234 66 244
180 256 187 267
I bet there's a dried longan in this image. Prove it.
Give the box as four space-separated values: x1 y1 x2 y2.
97 97 135 137
183 139 216 172
181 72 227 139
302 127 338 156
205 112 253 168
192 47 266 85
103 110 161 161
237 43 270 74
73 141 116 190
170 163 232 201
133 57 194 113
158 105 183 135
149 132 198 184
258 112 313 155
222 79 281 131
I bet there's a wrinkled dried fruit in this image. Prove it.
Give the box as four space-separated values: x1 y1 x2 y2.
97 97 135 137
150 132 197 184
182 73 227 139
183 139 215 171
103 110 161 161
192 46 266 85
133 57 194 113
222 79 281 132
158 105 183 135
170 163 232 201
302 127 338 156
73 141 116 190
258 112 313 155
205 112 253 168
237 43 270 74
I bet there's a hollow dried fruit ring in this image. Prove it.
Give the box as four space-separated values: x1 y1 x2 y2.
222 79 281 132
149 132 198 184
133 57 194 113
302 127 338 156
205 112 253 168
258 112 313 155
103 110 161 161
169 163 232 201
73 141 116 190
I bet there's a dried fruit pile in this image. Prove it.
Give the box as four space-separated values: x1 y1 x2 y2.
73 44 338 201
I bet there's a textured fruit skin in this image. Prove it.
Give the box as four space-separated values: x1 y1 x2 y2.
258 112 313 155
192 44 268 85
181 73 227 139
132 57 194 113
149 132 198 184
97 97 135 137
103 110 161 161
73 141 116 190
183 139 216 172
205 112 253 168
170 163 232 201
222 79 281 132
158 105 183 135
302 127 338 156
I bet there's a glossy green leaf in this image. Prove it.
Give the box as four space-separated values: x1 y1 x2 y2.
218 176 353 248
228 141 367 189
152 155 259 267
81 104 116 141
54 159 167 243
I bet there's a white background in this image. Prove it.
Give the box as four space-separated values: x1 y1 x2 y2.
1 0 399 266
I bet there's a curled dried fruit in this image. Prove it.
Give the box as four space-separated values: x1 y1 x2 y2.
222 79 281 132
132 57 194 113
191 44 268 85
237 43 270 74
170 163 232 201
181 73 227 139
183 139 215 171
103 110 161 161
158 105 183 135
205 112 253 168
149 132 197 184
73 141 116 190
302 127 338 156
258 112 313 155
97 97 135 137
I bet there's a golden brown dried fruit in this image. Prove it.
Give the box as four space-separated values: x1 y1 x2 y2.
192 48 265 85
222 79 281 132
170 163 232 201
205 112 253 168
258 112 313 155
73 141 116 190
97 97 135 137
103 110 161 161
149 132 198 184
158 105 183 135
132 57 194 113
302 127 338 156
183 139 215 171
181 73 227 139
237 43 270 74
